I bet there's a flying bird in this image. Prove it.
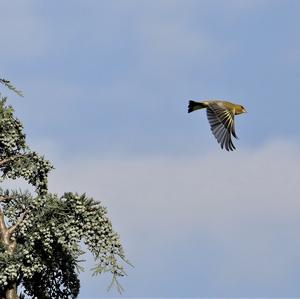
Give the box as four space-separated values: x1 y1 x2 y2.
188 100 246 151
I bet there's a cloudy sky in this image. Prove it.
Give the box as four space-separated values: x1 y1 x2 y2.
1 0 300 297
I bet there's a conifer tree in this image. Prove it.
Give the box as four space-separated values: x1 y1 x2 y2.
0 80 128 299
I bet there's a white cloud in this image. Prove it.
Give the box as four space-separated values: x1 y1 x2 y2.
48 140 300 233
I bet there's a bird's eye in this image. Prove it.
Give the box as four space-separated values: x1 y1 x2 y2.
241 106 244 109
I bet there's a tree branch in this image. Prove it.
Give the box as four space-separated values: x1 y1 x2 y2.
0 195 14 203
7 210 28 236
0 78 23 97
0 209 7 233
0 154 27 167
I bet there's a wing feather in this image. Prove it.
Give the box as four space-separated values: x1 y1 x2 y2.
206 103 237 151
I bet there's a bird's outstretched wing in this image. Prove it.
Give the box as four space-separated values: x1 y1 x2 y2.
206 103 238 151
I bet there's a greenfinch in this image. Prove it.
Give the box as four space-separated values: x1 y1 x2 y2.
188 100 246 151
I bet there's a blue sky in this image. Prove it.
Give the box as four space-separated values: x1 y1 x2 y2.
1 0 300 297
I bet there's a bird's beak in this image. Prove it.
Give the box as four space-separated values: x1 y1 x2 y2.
243 108 247 113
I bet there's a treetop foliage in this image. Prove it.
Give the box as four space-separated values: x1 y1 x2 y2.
0 80 128 299
0 97 53 195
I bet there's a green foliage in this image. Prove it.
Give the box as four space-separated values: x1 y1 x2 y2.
0 82 128 298
0 98 53 195
0 191 127 298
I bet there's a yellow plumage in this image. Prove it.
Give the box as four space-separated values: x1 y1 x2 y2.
188 100 246 151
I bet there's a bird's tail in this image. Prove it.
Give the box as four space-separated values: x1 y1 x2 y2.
188 100 207 113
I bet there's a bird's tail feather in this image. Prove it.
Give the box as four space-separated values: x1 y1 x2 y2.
188 100 207 113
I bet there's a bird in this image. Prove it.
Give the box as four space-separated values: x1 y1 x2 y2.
188 100 246 151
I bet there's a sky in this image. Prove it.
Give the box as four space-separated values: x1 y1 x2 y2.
1 0 300 297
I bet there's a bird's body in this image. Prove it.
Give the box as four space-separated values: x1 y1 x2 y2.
188 99 246 151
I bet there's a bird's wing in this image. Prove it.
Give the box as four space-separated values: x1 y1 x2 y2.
206 103 238 151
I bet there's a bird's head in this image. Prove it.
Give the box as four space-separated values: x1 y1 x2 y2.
235 105 247 115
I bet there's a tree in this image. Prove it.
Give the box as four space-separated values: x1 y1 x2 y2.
0 80 128 299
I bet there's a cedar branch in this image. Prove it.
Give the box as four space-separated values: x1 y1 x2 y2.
0 195 14 203
0 209 7 233
0 154 27 167
7 210 28 236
